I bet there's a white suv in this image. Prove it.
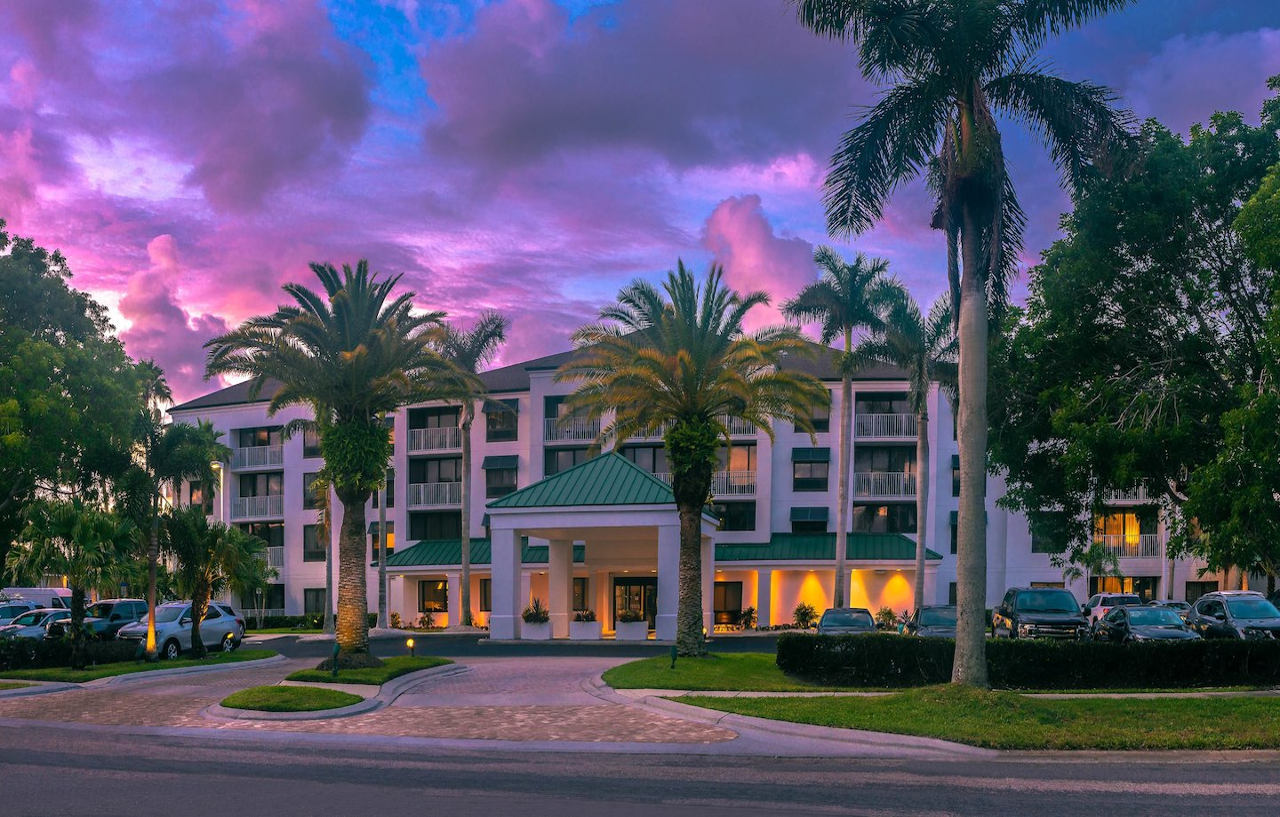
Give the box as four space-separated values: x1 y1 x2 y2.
1083 593 1143 624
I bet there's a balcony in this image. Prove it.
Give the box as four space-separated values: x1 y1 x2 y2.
854 471 917 498
265 546 284 569
544 417 601 443
854 413 917 439
232 494 284 520
407 481 462 509
1104 486 1151 504
407 426 461 453
232 445 283 470
653 470 756 497
1094 533 1162 559
721 416 756 436
628 420 674 442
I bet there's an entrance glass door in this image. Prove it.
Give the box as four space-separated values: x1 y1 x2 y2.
613 578 657 630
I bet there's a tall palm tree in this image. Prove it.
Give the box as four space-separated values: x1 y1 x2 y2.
437 312 509 627
164 506 265 658
783 247 893 608
558 262 828 656
6 499 135 668
853 284 957 611
794 0 1134 686
205 261 448 667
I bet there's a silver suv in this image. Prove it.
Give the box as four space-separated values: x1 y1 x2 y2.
116 602 245 659
0 601 39 626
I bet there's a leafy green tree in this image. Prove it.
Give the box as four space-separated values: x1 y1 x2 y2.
163 506 266 658
852 284 957 610
783 248 892 608
794 0 1134 686
559 262 828 655
6 500 135 668
205 261 448 667
437 312 509 627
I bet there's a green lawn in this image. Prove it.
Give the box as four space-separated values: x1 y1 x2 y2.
603 653 850 692
246 628 323 634
0 681 33 691
681 686 1280 750
221 685 361 712
0 649 277 683
285 655 452 685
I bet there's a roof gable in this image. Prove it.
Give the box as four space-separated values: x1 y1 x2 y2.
487 452 675 509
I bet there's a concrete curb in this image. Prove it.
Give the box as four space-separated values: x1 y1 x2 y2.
84 653 288 688
484 639 676 646
0 681 78 699
205 692 382 721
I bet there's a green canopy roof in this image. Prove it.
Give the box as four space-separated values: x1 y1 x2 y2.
482 455 519 470
715 532 942 562
791 447 831 463
386 538 585 568
789 507 829 522
487 452 674 509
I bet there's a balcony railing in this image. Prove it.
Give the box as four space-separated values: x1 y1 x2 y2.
407 481 462 508
265 546 284 569
232 445 283 470
1104 486 1151 504
407 426 461 453
721 416 756 436
628 420 674 441
1094 533 1162 559
653 470 756 496
855 413 917 439
232 494 284 520
543 417 601 442
854 471 917 498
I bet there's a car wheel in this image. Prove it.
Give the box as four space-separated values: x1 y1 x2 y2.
222 632 238 652
163 639 181 660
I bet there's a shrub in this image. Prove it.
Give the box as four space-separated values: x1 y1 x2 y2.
390 612 402 629
0 637 142 672
617 608 645 624
416 611 434 629
739 606 758 629
573 609 597 622
793 602 818 629
874 607 899 630
776 633 1280 690
522 598 549 624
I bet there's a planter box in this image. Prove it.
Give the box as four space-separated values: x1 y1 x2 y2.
615 620 650 641
569 620 603 640
521 621 552 640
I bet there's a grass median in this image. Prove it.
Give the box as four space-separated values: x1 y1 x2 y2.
681 686 1280 750
603 653 848 692
221 685 362 712
286 655 452 685
0 681 33 691
0 649 278 683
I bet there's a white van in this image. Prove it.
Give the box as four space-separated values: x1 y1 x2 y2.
2 587 72 610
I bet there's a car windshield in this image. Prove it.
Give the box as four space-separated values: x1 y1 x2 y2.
1128 608 1183 626
0 605 28 618
1108 596 1142 606
87 602 114 618
10 611 43 626
1014 590 1079 613
154 606 187 623
919 608 957 627
823 610 873 628
1227 598 1280 619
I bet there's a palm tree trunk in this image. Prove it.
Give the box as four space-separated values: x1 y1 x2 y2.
334 490 377 665
676 502 706 656
323 517 334 634
377 479 387 628
145 513 159 662
190 580 208 659
69 585 87 670
914 406 929 612
951 204 990 688
460 409 473 627
834 364 853 608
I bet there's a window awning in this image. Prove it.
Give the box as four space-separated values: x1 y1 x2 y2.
368 521 395 535
791 447 831 463
790 507 829 522
482 455 519 470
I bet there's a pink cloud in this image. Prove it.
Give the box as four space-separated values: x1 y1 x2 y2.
701 194 814 327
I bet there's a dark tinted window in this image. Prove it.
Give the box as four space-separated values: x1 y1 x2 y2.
919 608 956 627
1226 598 1280 619
821 610 873 628
1014 590 1079 613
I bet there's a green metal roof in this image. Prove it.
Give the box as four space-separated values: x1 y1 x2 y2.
481 455 519 470
789 507 829 522
486 452 674 509
715 532 942 562
386 538 585 567
791 447 831 462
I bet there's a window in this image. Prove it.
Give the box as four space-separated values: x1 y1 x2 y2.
793 461 829 492
851 503 916 534
713 501 756 532
544 446 588 477
950 519 957 554
303 588 326 615
1089 576 1159 601
718 444 757 473
621 445 669 475
1196 598 1225 618
372 469 395 508
573 577 588 611
486 468 517 498
1093 510 1158 540
188 481 213 513
485 399 519 442
855 392 909 415
479 579 492 612
544 395 570 420
302 472 322 509
408 406 460 429
302 525 325 562
303 427 322 458
1186 581 1219 604
418 580 448 613
239 472 283 497
238 426 282 447
409 511 461 541
854 446 916 474
240 584 284 611
382 414 395 446
713 581 743 625
1030 511 1065 554
797 396 830 433
410 457 461 484
369 522 395 565
238 521 283 549
951 455 960 497
790 507 827 534
1030 581 1066 589
948 582 957 605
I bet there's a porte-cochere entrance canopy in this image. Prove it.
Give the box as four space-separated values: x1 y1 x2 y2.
485 452 718 640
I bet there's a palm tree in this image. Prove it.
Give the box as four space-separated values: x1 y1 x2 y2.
164 506 265 658
437 312 509 627
6 499 135 668
559 262 828 656
852 284 957 611
782 247 893 608
794 0 1134 685
204 261 448 667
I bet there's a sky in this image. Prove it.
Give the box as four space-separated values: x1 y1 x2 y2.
1 0 1278 402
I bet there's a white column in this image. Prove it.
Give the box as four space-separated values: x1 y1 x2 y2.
489 526 521 640
701 536 714 635
594 570 610 628
656 524 680 641
756 569 772 628
444 571 461 628
548 539 573 638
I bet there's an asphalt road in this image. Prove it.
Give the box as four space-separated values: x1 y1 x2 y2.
2 723 1279 816
263 631 781 659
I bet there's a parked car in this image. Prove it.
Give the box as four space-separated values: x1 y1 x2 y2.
1146 599 1192 621
903 605 957 638
1082 593 1143 624
84 599 148 640
991 587 1089 640
1187 591 1280 640
116 601 246 659
0 608 72 640
0 600 39 626
1092 604 1201 643
816 607 876 635
1 587 71 609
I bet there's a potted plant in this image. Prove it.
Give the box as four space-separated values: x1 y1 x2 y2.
615 608 649 641
569 609 602 640
521 598 552 640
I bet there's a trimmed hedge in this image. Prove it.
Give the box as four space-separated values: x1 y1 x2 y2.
243 613 379 631
776 633 1280 690
0 638 141 672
